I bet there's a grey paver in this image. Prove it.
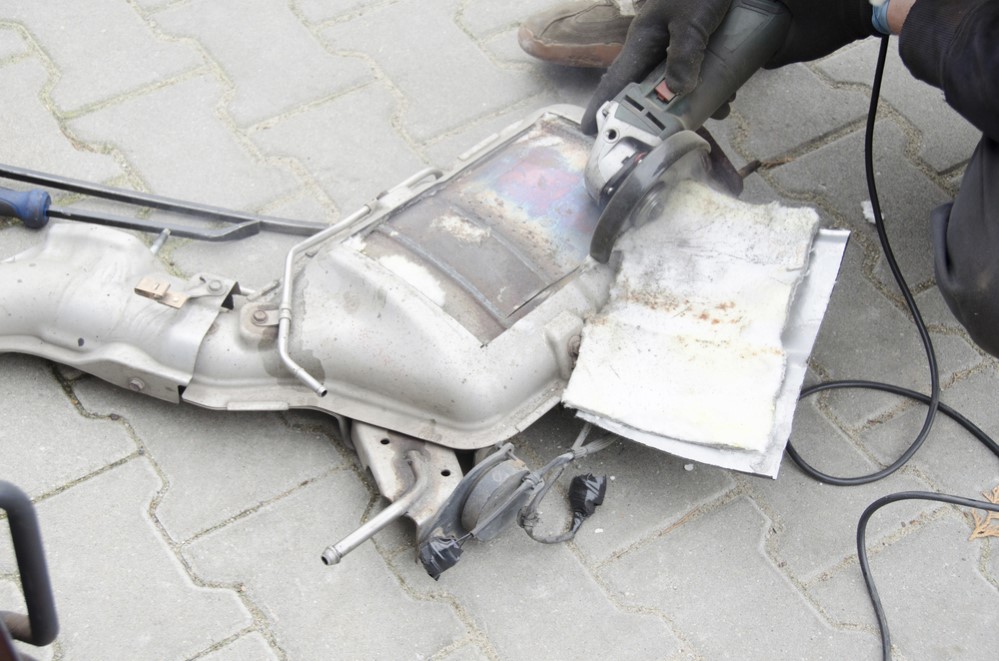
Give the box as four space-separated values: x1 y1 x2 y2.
169 230 304 286
734 62 871 161
184 474 466 660
769 118 950 289
65 74 300 211
293 0 386 25
248 81 427 213
319 0 542 141
914 284 984 333
24 459 251 659
0 580 54 661
0 355 135 498
747 399 935 583
817 38 981 173
808 514 998 659
806 240 981 431
71 378 345 542
436 641 492 661
0 58 123 181
514 407 738 563
6 0 202 112
0 26 29 61
151 0 372 127
198 632 278 661
459 0 546 36
389 526 685 660
860 368 999 496
601 497 880 659
2 5 997 660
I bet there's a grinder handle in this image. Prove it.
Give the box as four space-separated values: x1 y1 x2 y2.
0 186 51 229
618 0 791 139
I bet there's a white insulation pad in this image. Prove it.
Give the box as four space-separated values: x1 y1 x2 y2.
563 182 848 477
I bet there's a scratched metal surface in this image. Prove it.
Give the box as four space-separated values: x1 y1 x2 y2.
358 115 600 343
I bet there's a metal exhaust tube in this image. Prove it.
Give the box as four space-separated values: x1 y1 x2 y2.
321 450 429 565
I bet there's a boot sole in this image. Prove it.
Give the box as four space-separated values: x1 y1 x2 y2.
517 25 622 68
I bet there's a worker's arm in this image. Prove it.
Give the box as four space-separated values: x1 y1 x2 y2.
887 0 916 33
582 0 877 134
898 0 999 140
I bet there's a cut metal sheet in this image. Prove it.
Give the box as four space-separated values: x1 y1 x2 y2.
563 182 848 477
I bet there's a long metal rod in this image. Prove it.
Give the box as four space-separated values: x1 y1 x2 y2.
49 205 260 241
275 166 443 395
277 205 373 396
0 162 327 236
321 450 429 565
0 481 59 648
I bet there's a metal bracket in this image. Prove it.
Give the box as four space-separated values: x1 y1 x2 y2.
319 422 463 565
248 307 280 327
134 274 240 309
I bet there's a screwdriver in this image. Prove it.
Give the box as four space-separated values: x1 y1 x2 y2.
0 187 50 229
0 185 259 241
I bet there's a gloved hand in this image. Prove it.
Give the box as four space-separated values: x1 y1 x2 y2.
581 0 733 134
581 0 877 135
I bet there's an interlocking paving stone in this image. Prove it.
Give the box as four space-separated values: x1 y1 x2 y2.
183 474 466 660
151 0 372 127
805 222 981 431
66 74 300 211
248 81 427 214
71 378 345 542
859 369 999 496
460 0 546 36
0 355 135 499
389 526 684 660
3 3 996 659
770 119 950 290
817 38 982 174
513 407 737 564
570 443 736 564
0 26 29 60
169 230 303 286
747 399 934 584
23 459 251 659
601 497 880 659
198 632 278 661
0 58 123 182
6 1 202 112
293 0 385 25
319 0 541 142
437 641 492 661
808 514 998 659
0 580 54 660
734 62 870 162
914 284 985 333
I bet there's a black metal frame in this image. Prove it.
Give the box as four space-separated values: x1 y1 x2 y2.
1 481 58 659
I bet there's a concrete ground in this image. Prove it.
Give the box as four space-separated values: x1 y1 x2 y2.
2 1 997 659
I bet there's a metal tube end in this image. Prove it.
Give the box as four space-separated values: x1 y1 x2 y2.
321 546 342 566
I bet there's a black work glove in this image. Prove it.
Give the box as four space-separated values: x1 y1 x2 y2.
769 0 876 67
581 0 877 135
581 0 733 134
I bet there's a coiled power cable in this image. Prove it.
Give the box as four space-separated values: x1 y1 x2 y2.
783 36 999 659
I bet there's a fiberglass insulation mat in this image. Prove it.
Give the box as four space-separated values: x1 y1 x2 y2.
564 181 820 455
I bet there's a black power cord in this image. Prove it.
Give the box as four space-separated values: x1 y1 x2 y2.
783 36 999 659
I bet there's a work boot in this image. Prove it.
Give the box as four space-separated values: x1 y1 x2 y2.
518 1 643 68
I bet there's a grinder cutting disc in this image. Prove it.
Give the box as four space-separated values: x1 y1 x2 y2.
589 130 710 263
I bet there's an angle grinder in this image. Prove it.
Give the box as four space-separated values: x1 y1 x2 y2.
584 0 791 262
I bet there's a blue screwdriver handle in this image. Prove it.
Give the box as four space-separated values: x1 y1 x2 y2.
0 186 51 229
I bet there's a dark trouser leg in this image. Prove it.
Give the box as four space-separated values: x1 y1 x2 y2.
932 134 999 358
